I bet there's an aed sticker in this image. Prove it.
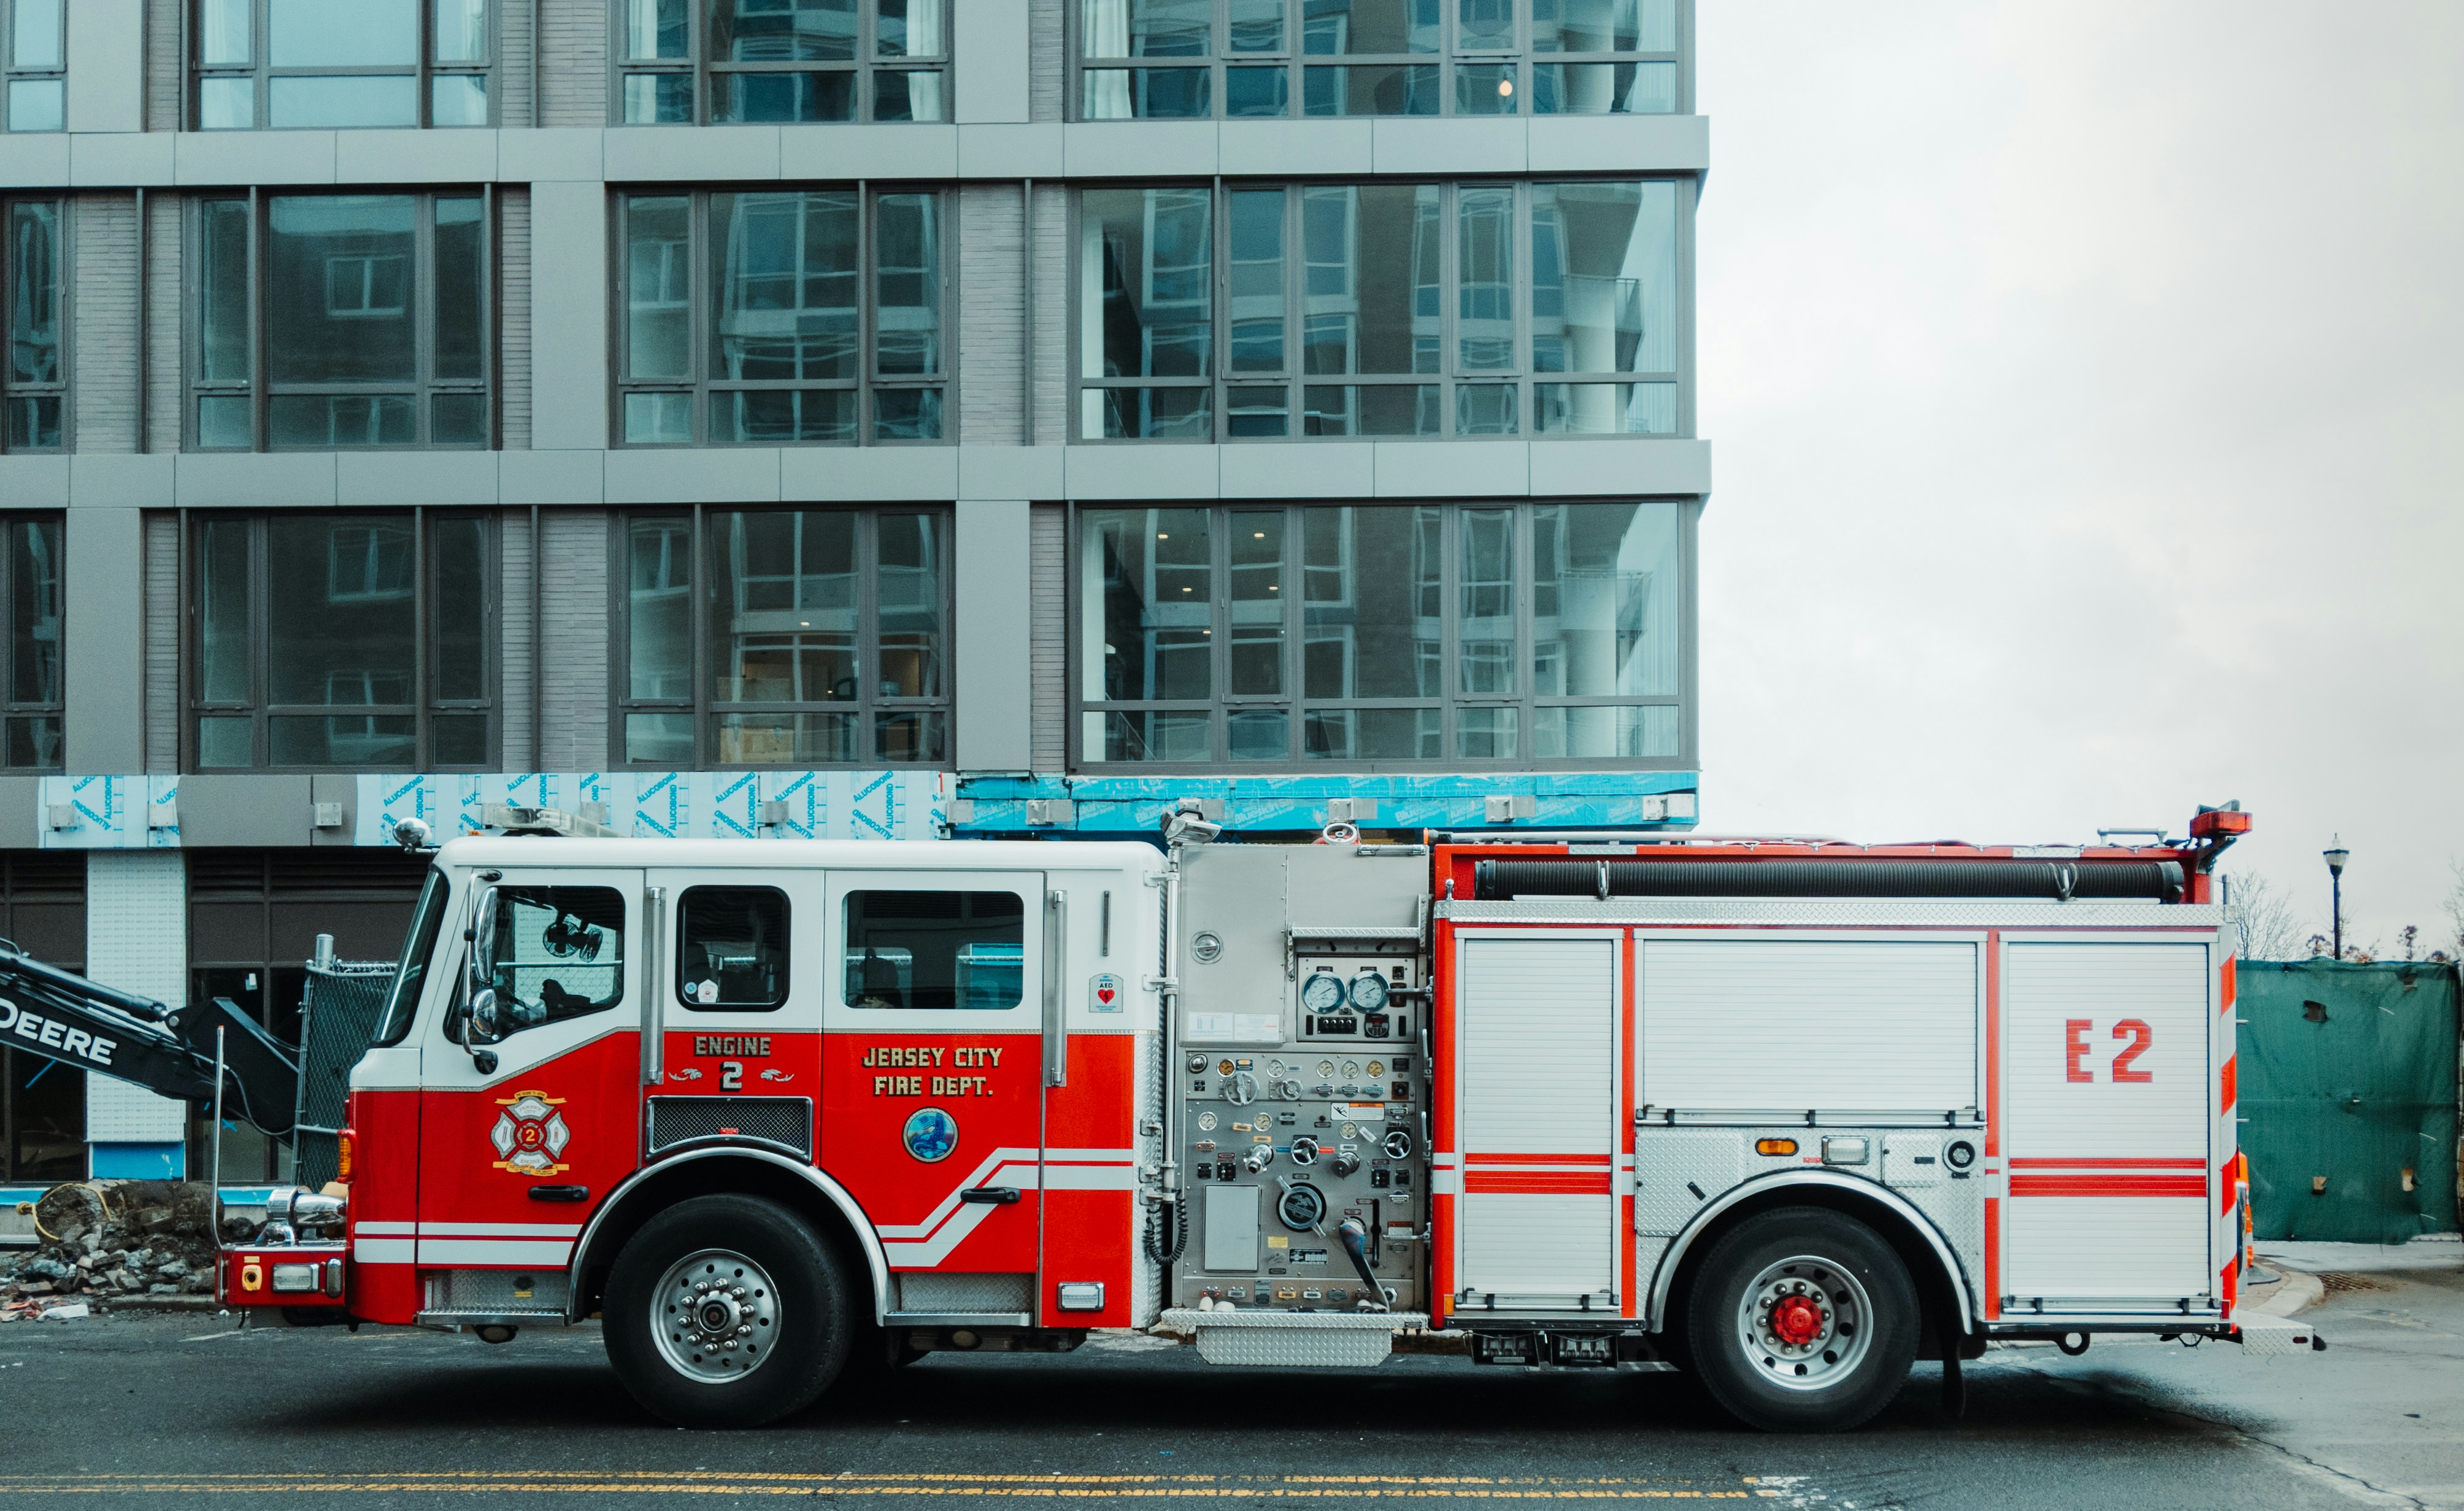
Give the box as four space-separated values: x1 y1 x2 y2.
695 980 718 1003
1088 973 1124 1014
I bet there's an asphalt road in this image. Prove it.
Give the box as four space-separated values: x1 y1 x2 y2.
0 1244 2455 1509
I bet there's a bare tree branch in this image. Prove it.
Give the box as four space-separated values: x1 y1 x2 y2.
2222 872 2309 962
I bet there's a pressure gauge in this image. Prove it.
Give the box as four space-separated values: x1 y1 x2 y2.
1196 1111 1219 1132
1300 973 1347 1014
1266 1059 1287 1078
1348 971 1391 1013
1341 1060 1361 1079
1317 1059 1336 1078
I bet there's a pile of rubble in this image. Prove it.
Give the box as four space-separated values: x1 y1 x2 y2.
1 1181 215 1316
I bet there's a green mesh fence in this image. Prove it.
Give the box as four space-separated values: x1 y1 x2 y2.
2239 959 2459 1243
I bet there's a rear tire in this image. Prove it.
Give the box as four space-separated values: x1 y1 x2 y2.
1683 1207 1919 1432
603 1194 855 1427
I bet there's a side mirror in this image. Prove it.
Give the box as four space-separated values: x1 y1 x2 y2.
460 885 501 1075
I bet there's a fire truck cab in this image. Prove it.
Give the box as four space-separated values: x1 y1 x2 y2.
223 804 2312 1433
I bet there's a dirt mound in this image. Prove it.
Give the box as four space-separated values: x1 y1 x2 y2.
3 1181 215 1311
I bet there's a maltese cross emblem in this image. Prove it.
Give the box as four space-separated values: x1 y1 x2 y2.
490 1090 572 1178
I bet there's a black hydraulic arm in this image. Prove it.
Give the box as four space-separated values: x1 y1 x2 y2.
0 941 301 1135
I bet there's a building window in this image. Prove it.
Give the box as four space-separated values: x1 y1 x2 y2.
0 515 61 770
1076 179 1685 441
1074 0 1682 120
1075 499 1689 767
1 0 63 130
2 198 65 451
188 512 496 770
188 192 492 450
616 0 948 125
193 0 496 129
617 507 950 767
185 848 429 1181
0 854 83 1183
617 188 949 446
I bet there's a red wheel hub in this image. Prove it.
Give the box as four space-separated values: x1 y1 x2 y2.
1768 1293 1825 1347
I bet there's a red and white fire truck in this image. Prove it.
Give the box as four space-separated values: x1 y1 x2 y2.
217 801 2316 1432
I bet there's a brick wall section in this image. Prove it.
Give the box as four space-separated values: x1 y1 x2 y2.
958 184 1023 446
71 195 139 452
498 508 536 768
1030 0 1065 121
1031 184 1068 446
539 0 609 128
499 188 532 449
146 0 179 128
1030 501 1065 770
536 509 611 769
143 512 179 772
499 0 537 127
143 193 182 451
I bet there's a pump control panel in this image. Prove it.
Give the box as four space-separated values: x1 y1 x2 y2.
1173 955 1425 1312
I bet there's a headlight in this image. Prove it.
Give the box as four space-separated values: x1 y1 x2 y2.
271 1264 320 1293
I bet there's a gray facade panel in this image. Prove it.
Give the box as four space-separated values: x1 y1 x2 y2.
1219 444 1374 500
953 498 1031 771
1219 120 1374 178
958 184 1024 447
176 775 314 846
536 509 610 770
335 452 501 509
0 779 39 849
955 0 1031 125
607 125 783 182
779 448 955 503
70 195 139 453
0 456 68 508
776 125 955 180
528 181 610 451
171 131 339 186
142 511 176 773
606 448 780 506
63 508 145 776
501 449 605 504
0 135 70 187
335 130 499 185
1374 442 1531 499
500 188 533 450
67 133 174 187
1528 439 1714 498
64 0 145 134
70 454 172 506
1028 501 1064 771
172 453 337 508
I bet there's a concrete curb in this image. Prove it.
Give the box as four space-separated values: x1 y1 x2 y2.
2244 1264 2323 1318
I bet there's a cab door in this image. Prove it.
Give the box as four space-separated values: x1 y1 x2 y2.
645 870 825 1164
414 868 644 1297
821 871 1047 1290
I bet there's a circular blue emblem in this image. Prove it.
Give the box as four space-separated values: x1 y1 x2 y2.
902 1107 958 1164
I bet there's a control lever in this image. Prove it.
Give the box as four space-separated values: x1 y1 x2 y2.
1337 1218 1388 1310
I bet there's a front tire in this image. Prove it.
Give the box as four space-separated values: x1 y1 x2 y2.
603 1194 855 1427
1684 1207 1919 1432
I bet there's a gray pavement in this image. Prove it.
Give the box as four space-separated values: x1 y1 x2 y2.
0 1248 2455 1508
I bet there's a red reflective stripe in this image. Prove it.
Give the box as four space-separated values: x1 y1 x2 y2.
2009 1175 2206 1198
2220 1054 2237 1115
1465 1152 1612 1165
1464 1172 1614 1195
2008 1157 2204 1169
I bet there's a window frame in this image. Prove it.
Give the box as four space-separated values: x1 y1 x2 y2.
611 0 953 126
0 512 63 772
610 504 957 769
612 185 955 449
182 508 501 773
1 195 69 452
1 0 65 133
185 188 496 452
675 883 791 1012
1070 175 1692 442
1067 497 1696 771
1069 0 1690 121
190 0 500 130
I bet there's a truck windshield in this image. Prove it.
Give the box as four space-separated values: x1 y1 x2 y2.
372 868 450 1048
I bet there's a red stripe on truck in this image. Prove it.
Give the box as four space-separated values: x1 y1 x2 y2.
2009 1175 2207 1198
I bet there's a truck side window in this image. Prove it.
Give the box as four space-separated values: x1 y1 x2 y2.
843 891 1024 1011
469 886 627 1043
677 886 789 1011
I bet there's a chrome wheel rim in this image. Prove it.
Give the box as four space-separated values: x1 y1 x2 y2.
1734 1253 1873 1393
653 1248 779 1384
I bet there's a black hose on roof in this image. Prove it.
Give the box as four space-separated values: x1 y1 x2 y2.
1470 858 2185 903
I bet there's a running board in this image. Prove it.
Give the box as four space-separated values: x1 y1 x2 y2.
1161 1308 1429 1369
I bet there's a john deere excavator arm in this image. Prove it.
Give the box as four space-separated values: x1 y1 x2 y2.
0 940 301 1135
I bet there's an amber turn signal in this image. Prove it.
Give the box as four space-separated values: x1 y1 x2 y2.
1755 1138 1799 1157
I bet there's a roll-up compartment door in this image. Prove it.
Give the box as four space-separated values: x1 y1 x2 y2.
1453 933 1620 1310
2001 942 2212 1307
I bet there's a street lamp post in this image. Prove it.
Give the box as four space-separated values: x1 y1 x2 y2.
2323 839 2349 960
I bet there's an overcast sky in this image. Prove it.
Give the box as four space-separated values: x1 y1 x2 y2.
1692 1 2464 954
